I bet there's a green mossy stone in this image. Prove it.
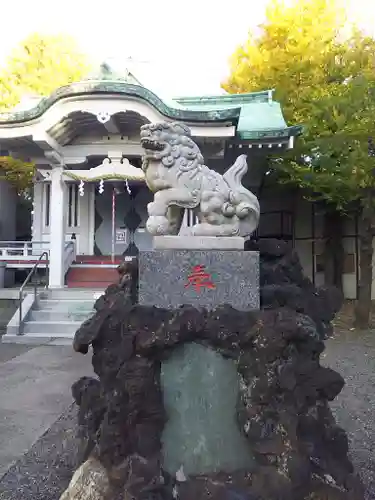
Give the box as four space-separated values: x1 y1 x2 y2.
161 342 254 476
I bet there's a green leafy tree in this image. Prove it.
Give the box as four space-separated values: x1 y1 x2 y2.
223 0 375 328
0 157 34 192
0 33 90 190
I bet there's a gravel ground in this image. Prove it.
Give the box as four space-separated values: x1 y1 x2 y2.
0 329 373 500
324 329 375 500
0 404 78 500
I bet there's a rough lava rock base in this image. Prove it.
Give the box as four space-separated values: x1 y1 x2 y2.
63 240 364 500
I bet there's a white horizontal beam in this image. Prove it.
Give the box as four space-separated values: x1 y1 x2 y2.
62 142 144 158
31 156 88 166
190 125 235 138
32 130 63 154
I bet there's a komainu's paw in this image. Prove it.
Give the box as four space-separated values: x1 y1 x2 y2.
146 216 171 235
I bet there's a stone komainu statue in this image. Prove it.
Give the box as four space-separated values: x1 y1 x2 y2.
140 122 260 237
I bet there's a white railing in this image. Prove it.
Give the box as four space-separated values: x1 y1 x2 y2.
0 241 50 259
18 251 49 335
0 240 76 267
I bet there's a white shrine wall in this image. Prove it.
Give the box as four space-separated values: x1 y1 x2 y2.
33 181 94 255
31 175 363 299
33 178 360 298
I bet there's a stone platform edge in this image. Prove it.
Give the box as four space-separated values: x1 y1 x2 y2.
153 235 245 250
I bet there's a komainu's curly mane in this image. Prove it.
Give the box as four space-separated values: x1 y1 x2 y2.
141 122 204 174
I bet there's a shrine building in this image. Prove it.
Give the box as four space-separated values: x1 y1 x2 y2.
0 65 347 295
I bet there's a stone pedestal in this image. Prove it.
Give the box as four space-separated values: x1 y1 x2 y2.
67 239 364 500
138 249 259 311
138 239 259 479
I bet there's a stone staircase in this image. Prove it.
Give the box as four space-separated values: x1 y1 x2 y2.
2 288 102 345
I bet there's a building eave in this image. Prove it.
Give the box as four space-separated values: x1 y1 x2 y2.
172 92 303 142
0 81 242 126
237 125 303 141
0 81 303 148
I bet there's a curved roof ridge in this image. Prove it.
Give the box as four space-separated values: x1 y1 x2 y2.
175 90 275 105
0 80 242 125
0 81 302 140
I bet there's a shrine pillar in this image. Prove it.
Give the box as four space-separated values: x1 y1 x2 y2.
49 165 66 288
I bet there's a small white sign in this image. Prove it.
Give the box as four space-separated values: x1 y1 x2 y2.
115 229 127 244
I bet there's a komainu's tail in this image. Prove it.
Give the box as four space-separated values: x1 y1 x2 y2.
223 154 260 237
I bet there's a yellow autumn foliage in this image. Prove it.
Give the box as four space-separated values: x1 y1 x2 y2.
0 33 90 190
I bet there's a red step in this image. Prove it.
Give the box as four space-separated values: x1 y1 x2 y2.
75 255 122 265
66 266 118 289
67 281 115 289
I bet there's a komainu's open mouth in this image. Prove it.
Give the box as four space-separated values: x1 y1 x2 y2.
140 138 164 152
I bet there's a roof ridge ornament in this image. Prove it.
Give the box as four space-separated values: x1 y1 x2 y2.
96 111 111 124
84 61 144 86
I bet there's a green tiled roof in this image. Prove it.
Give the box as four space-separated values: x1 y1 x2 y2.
174 91 302 140
0 76 302 140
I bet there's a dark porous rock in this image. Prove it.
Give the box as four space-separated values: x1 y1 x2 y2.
62 239 364 500
71 377 105 464
247 238 344 339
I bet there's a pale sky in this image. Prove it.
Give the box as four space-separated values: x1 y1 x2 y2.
1 0 374 97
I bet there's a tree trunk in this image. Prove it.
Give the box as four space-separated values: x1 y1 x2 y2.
323 209 344 292
354 201 375 329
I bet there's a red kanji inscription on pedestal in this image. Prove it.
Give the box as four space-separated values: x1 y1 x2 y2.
184 265 216 292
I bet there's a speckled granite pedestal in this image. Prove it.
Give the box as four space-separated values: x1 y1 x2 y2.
138 249 259 311
139 245 259 478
